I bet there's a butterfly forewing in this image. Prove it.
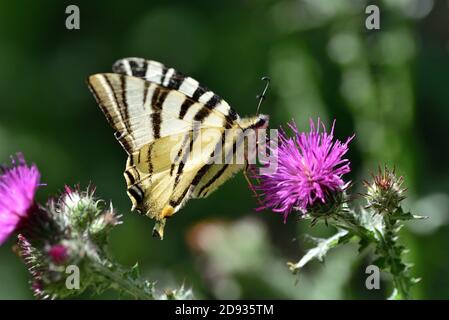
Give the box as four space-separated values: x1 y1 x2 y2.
112 57 239 125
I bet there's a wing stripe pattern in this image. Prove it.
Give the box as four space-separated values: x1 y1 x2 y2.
170 122 214 207
192 86 207 101
160 66 168 85
142 81 150 107
113 57 239 123
124 160 146 206
167 71 186 90
150 87 168 139
193 92 222 123
178 76 199 96
206 94 221 108
197 128 247 197
179 99 194 119
147 144 154 175
128 185 145 204
169 185 194 209
162 68 175 86
103 75 130 133
119 75 131 131
128 59 147 77
124 170 135 184
193 107 211 122
173 130 195 188
99 75 135 152
188 129 231 194
170 133 191 176
197 164 230 197
202 94 222 120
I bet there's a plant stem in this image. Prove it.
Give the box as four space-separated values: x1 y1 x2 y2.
335 210 412 299
90 258 155 300
332 212 373 242
293 205 417 299
381 215 411 299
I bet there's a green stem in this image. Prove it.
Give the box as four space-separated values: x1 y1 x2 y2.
293 205 418 299
382 215 411 299
334 210 412 299
332 212 373 242
90 258 155 300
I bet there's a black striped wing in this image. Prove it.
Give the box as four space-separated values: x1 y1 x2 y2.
87 58 247 239
88 73 236 154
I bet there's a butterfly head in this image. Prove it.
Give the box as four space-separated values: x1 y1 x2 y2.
237 114 270 153
254 114 269 129
240 114 269 130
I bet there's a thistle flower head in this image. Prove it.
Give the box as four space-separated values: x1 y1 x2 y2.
253 119 353 220
17 185 122 299
0 154 41 245
363 165 406 214
61 186 121 240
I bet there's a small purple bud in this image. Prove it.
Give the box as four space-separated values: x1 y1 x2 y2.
48 244 69 265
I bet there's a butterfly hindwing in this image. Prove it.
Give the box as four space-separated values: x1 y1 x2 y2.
124 126 239 239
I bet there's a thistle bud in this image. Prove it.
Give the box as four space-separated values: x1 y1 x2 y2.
363 165 406 214
48 244 69 265
61 186 102 230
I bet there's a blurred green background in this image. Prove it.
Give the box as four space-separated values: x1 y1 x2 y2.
1 0 448 299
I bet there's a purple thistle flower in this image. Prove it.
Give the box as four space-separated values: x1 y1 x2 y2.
253 119 353 221
0 154 41 245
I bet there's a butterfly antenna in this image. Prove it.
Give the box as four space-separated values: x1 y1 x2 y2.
256 76 271 115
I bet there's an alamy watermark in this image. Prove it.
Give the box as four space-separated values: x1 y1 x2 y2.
65 5 80 30
65 265 80 290
365 264 380 290
365 5 380 30
166 124 279 175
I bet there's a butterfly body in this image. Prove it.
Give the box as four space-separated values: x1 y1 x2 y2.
87 58 268 239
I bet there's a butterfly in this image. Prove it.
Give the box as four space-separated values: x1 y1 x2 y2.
87 57 269 239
